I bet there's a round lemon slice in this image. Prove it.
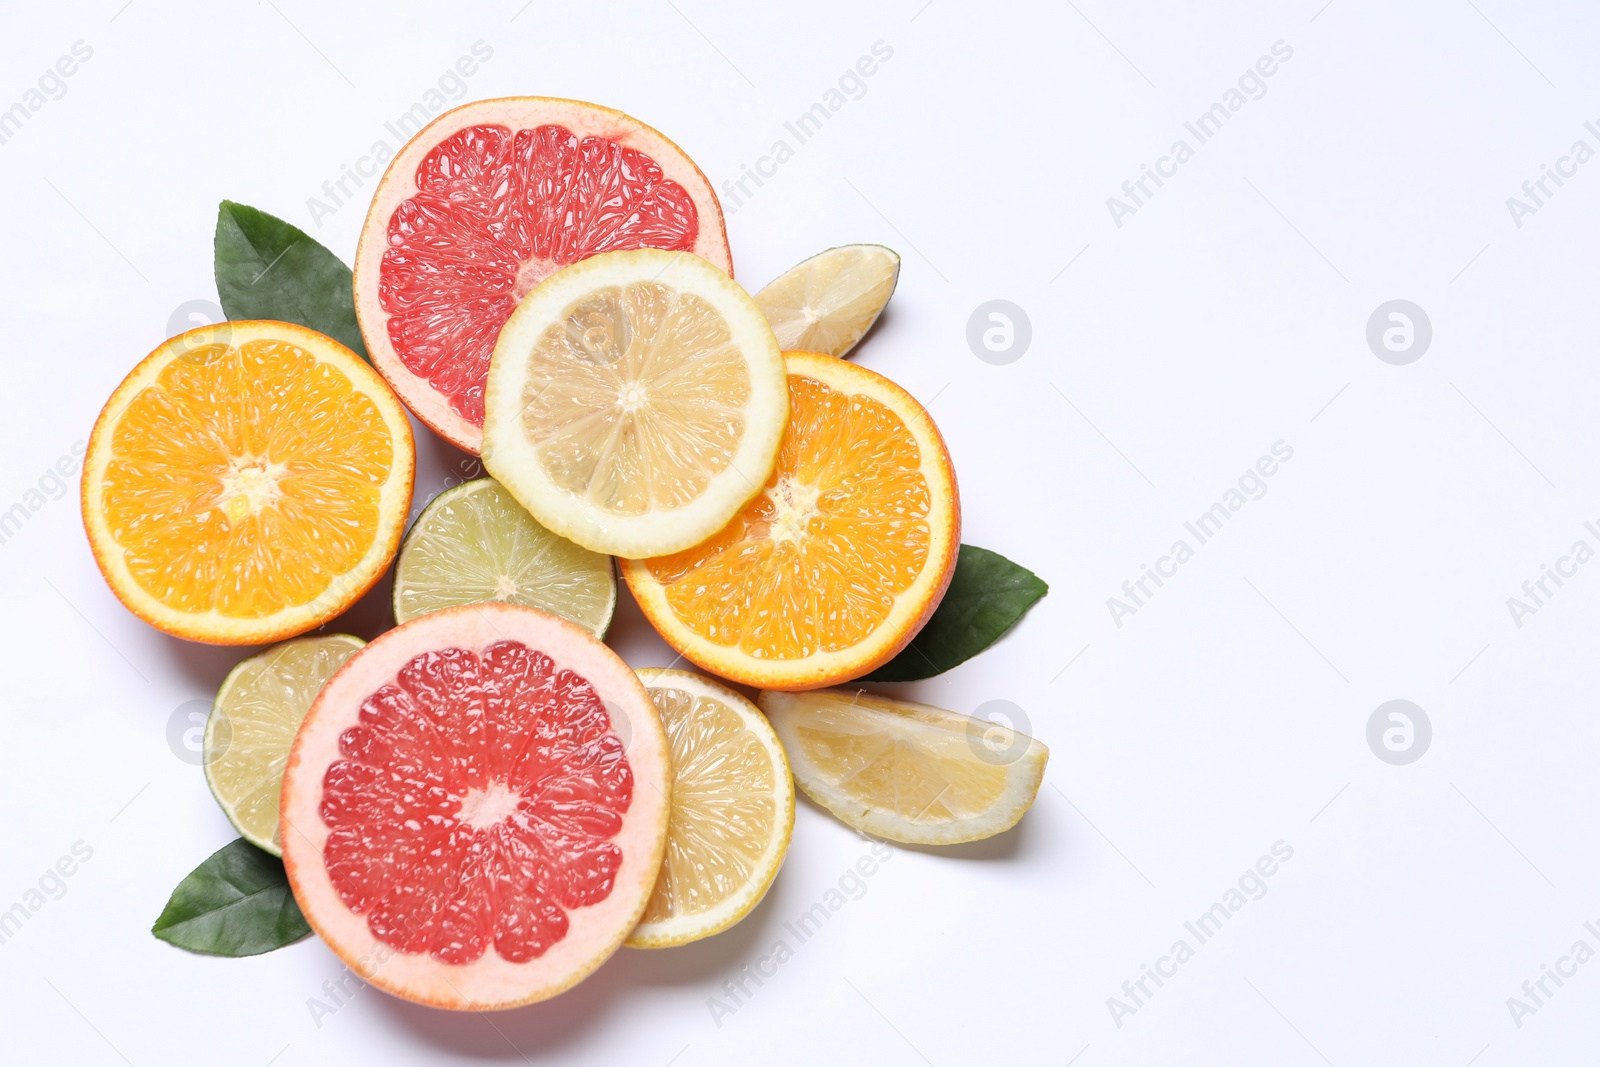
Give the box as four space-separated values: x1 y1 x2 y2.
753 244 900 358
204 634 365 855
628 669 794 948
758 687 1048 845
392 478 616 635
482 249 788 558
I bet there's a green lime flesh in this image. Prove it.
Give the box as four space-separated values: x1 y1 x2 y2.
393 477 617 636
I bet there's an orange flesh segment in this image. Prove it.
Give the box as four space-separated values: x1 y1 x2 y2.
100 340 393 618
644 374 931 659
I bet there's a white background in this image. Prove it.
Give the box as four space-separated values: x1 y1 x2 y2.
3 1 1598 1064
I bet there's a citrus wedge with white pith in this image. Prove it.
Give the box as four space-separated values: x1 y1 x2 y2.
482 249 788 559
628 669 794 949
393 477 615 636
204 634 365 855
758 688 1047 845
753 245 900 358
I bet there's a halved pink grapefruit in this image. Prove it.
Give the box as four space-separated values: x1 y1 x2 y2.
354 97 733 453
279 603 669 1010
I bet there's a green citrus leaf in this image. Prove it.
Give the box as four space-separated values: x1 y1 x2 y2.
860 544 1048 682
213 200 367 358
151 838 310 957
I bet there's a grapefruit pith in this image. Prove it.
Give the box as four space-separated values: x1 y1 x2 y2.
354 96 733 454
280 603 669 1010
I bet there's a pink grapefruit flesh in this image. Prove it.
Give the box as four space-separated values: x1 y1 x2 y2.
354 97 733 453
280 603 669 1010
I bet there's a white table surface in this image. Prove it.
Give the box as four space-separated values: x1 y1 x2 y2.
3 1 1598 1063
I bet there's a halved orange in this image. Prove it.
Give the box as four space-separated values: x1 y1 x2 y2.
621 351 959 690
82 321 414 645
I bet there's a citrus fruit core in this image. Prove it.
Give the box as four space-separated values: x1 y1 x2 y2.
321 639 633 965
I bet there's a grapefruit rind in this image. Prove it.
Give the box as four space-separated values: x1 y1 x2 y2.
758 688 1049 846
353 96 734 455
620 351 959 690
626 669 794 949
80 320 415 645
481 249 789 559
279 603 670 1010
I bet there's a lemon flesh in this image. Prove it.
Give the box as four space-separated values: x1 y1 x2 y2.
759 688 1048 845
628 669 794 948
753 244 901 358
483 249 788 558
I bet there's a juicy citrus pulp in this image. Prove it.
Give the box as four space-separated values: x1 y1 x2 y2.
280 604 669 1009
628 669 793 948
81 320 414 644
621 351 959 689
355 97 733 453
759 688 1048 845
482 249 789 558
204 634 365 855
393 477 615 635
754 244 900 357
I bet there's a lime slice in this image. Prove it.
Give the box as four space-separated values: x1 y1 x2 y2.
204 634 365 855
753 244 901 357
392 477 616 635
627 669 794 948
